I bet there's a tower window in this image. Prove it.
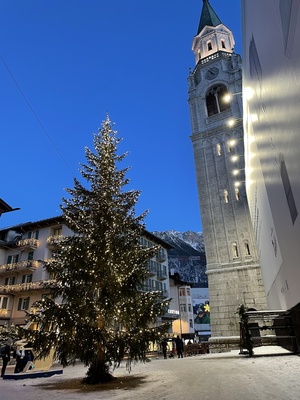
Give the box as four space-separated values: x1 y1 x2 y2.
221 39 226 49
244 241 251 256
224 190 229 203
216 143 222 156
206 85 231 117
281 159 298 224
235 187 240 201
232 242 239 258
207 41 212 51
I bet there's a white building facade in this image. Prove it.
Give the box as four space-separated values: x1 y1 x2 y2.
242 0 300 312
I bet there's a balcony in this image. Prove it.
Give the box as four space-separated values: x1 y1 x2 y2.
46 235 64 248
147 260 157 276
157 266 168 280
156 248 167 262
0 260 39 275
17 238 39 250
0 279 56 294
0 309 12 319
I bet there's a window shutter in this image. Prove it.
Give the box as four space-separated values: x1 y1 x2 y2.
18 298 22 310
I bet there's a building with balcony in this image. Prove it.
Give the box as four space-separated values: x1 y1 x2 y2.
0 216 176 330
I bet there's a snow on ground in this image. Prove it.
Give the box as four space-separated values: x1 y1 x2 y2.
1 346 300 400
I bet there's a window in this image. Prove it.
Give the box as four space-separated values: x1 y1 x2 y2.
179 288 185 296
206 85 231 116
279 0 298 55
244 241 251 256
4 277 16 285
28 251 34 261
189 319 193 328
221 39 226 49
22 274 33 284
28 230 39 239
216 143 222 156
235 188 240 201
233 242 239 258
281 159 298 224
53 227 62 236
249 36 262 83
0 297 8 309
188 304 192 312
207 41 212 51
224 190 229 203
18 297 30 311
180 304 187 312
7 254 19 264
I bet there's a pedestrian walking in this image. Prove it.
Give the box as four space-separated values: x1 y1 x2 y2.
0 341 11 378
175 335 184 358
161 339 168 359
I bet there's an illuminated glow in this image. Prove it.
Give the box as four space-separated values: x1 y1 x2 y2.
232 169 239 176
224 93 231 102
227 119 235 127
244 87 254 100
231 155 238 162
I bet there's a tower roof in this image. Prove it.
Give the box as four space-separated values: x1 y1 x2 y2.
197 0 222 35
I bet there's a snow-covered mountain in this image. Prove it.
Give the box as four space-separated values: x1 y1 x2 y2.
153 230 205 255
152 231 207 287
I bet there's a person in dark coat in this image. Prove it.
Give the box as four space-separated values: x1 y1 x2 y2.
161 339 168 359
175 335 184 358
1 342 11 377
14 347 26 373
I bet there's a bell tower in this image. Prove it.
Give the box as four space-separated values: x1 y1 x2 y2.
188 0 267 343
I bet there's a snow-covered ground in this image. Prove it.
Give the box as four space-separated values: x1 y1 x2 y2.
1 346 300 400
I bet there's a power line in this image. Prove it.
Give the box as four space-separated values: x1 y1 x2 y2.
0 56 75 177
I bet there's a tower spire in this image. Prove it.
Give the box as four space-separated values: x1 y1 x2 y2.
197 0 222 35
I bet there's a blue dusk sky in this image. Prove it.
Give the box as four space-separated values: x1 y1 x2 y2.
0 0 241 232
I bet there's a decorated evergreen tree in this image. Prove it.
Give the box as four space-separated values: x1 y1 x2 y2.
23 115 170 384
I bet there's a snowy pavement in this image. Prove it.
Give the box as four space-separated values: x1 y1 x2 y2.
1 346 300 400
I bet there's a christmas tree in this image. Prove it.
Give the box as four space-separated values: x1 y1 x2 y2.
23 116 170 384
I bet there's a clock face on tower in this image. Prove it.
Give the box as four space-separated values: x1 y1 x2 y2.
205 67 219 80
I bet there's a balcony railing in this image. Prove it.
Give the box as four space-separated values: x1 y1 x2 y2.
46 235 64 248
17 238 39 249
0 260 39 274
0 279 57 294
156 249 167 262
147 260 157 276
0 309 12 319
157 267 168 280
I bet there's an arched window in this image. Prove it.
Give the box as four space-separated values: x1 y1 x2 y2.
244 241 251 256
232 242 239 258
224 190 229 203
221 39 226 49
206 85 231 117
216 143 222 156
235 187 240 201
208 41 212 51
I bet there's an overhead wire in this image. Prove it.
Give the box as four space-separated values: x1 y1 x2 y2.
0 56 75 177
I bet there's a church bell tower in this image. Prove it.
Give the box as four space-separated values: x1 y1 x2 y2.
188 0 267 342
